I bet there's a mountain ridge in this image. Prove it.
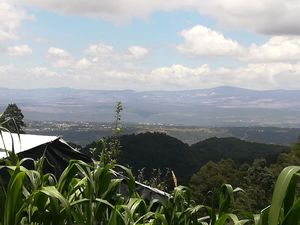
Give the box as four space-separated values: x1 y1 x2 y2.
1 85 300 92
1 86 300 127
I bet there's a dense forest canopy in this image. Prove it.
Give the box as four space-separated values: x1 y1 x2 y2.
81 131 295 211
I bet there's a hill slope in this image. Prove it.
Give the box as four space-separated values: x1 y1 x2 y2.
190 137 287 166
82 132 289 183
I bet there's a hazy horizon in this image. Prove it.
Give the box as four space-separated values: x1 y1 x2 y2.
1 86 300 127
1 85 300 92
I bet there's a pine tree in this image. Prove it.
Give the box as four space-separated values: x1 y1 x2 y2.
2 103 26 133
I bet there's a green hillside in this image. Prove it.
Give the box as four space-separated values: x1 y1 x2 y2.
190 137 288 165
82 132 289 184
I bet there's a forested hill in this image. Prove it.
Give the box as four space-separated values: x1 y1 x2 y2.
190 137 288 166
82 132 289 183
118 133 192 184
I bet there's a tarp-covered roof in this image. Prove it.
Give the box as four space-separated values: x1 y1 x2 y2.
0 132 61 158
0 131 169 199
0 131 92 176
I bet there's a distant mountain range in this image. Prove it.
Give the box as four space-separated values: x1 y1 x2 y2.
1 86 300 127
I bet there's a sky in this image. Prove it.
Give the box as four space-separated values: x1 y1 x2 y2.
0 0 300 91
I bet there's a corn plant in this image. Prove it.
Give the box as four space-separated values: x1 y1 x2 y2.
256 166 300 225
2 158 300 225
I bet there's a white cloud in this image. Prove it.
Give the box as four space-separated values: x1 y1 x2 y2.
125 46 148 59
12 0 300 35
149 64 229 89
76 57 92 69
177 25 243 57
0 64 14 74
0 1 33 41
28 67 60 77
47 47 73 68
150 64 212 88
83 43 149 65
2 61 300 90
245 36 300 62
43 43 149 73
1 31 296 91
48 47 70 58
11 0 175 23
176 26 300 63
7 40 297 90
148 63 300 90
84 43 114 57
7 44 32 56
194 0 300 35
0 64 62 88
2 1 298 90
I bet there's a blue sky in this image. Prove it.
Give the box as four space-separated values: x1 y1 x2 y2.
0 0 300 90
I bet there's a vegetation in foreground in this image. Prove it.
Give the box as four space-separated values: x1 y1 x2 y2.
1 103 300 224
1 154 300 224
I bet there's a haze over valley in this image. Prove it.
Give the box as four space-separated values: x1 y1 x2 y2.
1 86 300 128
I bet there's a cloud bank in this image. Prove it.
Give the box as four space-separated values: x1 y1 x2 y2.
0 1 299 91
12 0 300 35
0 1 32 41
177 25 300 63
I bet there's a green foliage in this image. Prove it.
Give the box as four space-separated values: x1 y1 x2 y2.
253 166 300 225
1 146 300 224
114 132 193 184
190 159 243 206
0 154 253 225
0 158 131 225
244 159 275 210
83 133 287 186
82 131 290 212
190 158 276 212
137 167 172 191
2 103 300 223
190 137 287 166
108 101 123 162
270 137 300 176
1 104 26 133
90 101 123 166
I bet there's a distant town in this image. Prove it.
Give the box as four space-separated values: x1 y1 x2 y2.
25 120 300 146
